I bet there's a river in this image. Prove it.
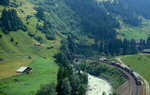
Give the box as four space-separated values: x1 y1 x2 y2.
86 74 113 95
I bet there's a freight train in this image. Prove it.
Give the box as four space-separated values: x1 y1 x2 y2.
109 61 142 85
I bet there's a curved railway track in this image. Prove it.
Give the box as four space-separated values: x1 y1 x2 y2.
74 57 145 95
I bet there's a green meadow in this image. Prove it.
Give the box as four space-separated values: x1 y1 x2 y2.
0 58 58 95
117 19 150 40
121 54 150 85
0 0 61 94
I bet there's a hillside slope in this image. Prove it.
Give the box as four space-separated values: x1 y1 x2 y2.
0 0 61 78
0 0 150 94
100 0 150 40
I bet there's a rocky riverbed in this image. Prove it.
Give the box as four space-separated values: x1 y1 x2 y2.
86 74 112 95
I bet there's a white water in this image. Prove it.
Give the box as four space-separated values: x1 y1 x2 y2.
86 74 113 95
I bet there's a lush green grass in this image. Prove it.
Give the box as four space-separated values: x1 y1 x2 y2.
0 0 61 79
121 54 150 85
0 0 60 94
0 58 58 95
0 29 61 79
117 19 150 40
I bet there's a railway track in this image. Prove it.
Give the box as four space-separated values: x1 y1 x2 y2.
74 57 145 95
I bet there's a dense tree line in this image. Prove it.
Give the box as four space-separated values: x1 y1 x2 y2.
103 0 150 25
76 36 150 57
0 0 9 6
54 35 77 66
103 1 141 26
122 0 150 19
55 35 87 95
0 9 27 34
138 37 150 50
63 0 119 40
76 38 138 57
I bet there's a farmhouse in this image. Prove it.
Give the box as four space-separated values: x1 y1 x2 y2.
16 66 32 73
142 49 150 54
34 43 41 47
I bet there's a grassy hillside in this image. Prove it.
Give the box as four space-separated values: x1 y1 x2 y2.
121 54 150 85
0 0 61 79
0 58 58 95
116 19 150 40
0 0 150 94
0 0 61 94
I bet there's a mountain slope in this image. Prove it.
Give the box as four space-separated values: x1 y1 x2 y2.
0 0 150 94
0 0 61 78
0 0 150 78
100 0 150 40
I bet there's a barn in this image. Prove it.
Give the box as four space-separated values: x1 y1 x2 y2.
142 49 150 54
17 66 32 73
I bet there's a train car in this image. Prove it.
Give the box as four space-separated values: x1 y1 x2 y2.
131 72 142 85
121 65 133 73
114 63 122 68
110 61 123 69
109 61 141 85
110 61 116 65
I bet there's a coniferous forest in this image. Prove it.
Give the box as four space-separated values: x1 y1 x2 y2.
1 9 27 34
0 0 9 6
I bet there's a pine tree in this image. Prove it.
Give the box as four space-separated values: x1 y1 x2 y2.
36 7 44 20
122 39 130 55
36 83 57 95
130 39 137 54
147 37 150 48
0 0 9 6
61 78 72 95
78 84 87 95
70 74 80 95
99 41 104 53
67 35 77 54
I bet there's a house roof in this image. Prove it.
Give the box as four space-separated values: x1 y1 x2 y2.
17 66 28 73
34 43 41 45
143 49 150 53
